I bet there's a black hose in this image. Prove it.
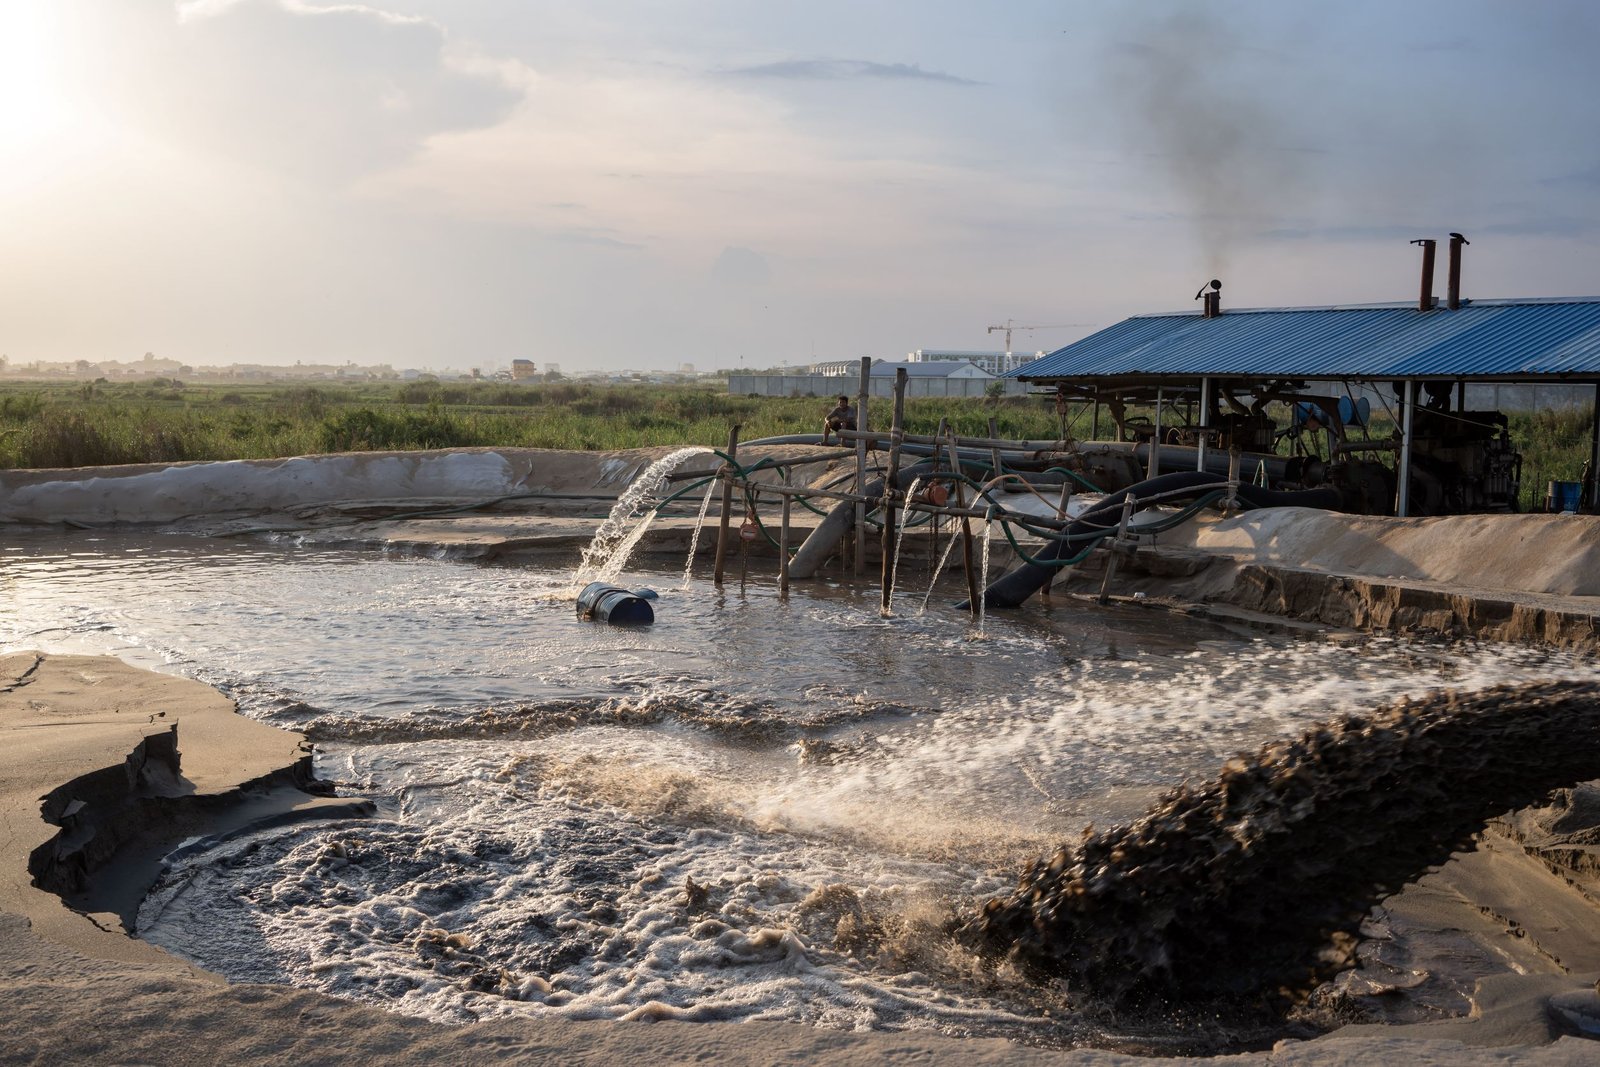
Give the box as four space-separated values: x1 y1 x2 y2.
966 470 1345 609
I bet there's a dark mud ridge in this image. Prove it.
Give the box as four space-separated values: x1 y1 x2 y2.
964 680 1600 1014
29 724 361 907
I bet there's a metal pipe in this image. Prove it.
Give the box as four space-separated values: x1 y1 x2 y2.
1411 238 1436 311
1197 377 1211 472
855 356 870 575
1448 232 1469 310
836 429 1073 451
1397 380 1416 517
1148 387 1163 478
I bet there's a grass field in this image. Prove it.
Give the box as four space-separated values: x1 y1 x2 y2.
0 378 1592 511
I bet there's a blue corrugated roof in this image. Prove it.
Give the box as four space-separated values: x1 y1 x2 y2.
1011 297 1600 382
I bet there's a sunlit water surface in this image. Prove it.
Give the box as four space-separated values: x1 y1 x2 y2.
4 530 1595 1043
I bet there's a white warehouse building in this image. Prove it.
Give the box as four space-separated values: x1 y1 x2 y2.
907 349 1045 375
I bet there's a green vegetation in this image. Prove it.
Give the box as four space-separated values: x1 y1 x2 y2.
1512 405 1596 510
0 379 1591 510
0 379 1058 468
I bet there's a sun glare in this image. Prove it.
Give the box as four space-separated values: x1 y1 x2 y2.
0 4 67 145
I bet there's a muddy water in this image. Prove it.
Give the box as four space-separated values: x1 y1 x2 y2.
3 529 1595 1044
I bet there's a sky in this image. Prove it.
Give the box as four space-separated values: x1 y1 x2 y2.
3 0 1599 373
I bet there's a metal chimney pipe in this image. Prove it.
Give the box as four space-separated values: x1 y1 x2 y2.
1410 238 1436 311
1447 232 1469 310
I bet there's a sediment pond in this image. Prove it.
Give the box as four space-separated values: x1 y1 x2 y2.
4 529 1596 1047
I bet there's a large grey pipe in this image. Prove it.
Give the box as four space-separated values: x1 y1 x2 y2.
787 461 934 580
966 470 1344 610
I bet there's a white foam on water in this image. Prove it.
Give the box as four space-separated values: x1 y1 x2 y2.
572 447 711 593
9 530 1600 1043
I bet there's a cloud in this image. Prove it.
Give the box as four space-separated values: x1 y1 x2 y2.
1540 164 1600 190
722 59 978 86
1259 223 1440 243
139 0 528 180
710 246 772 286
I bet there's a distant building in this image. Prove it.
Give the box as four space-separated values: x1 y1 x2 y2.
511 359 538 381
809 359 868 376
907 349 1043 375
871 359 994 379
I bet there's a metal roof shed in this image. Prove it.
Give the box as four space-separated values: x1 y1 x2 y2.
1010 298 1600 384
1007 297 1600 517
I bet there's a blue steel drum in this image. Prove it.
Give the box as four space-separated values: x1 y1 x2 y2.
1545 480 1582 514
1338 395 1371 428
576 582 656 625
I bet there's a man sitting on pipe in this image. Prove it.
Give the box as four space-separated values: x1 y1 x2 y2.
822 396 856 445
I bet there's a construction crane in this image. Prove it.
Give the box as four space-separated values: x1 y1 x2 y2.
986 320 1091 354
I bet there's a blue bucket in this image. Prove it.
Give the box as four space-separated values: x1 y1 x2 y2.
1545 480 1582 513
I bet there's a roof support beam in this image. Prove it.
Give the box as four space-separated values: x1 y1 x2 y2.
1147 387 1163 478
1589 382 1600 514
1396 379 1416 518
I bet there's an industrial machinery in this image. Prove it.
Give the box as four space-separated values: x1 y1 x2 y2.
1063 381 1524 517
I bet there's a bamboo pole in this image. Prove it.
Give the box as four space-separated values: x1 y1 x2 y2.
879 368 908 612
946 427 980 614
1097 495 1137 605
778 492 792 595
854 356 870 575
834 429 1071 451
930 417 948 582
723 475 1229 528
712 424 740 586
1042 474 1073 600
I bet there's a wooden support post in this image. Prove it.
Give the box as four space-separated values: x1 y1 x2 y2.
1097 494 1137 606
947 428 980 614
931 417 949 578
879 368 908 613
854 356 870 575
712 424 740 586
778 492 792 595
1042 473 1073 599
987 416 1003 480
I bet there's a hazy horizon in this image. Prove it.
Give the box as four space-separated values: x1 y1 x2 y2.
4 0 1598 373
